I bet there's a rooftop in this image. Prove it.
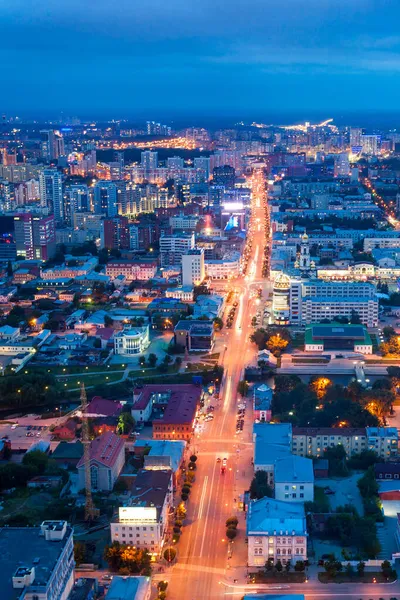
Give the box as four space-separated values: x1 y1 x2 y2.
0 524 72 600
247 497 306 536
120 469 172 519
133 384 202 423
77 431 124 470
105 576 150 600
274 455 314 484
366 427 398 438
135 439 186 472
293 426 366 437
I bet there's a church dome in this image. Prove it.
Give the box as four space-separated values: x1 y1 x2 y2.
273 272 291 290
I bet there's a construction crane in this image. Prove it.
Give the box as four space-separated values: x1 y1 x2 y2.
80 383 99 522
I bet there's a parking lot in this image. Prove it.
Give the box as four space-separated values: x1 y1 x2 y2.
0 417 55 451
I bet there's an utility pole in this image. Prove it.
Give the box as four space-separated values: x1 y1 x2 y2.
80 383 99 522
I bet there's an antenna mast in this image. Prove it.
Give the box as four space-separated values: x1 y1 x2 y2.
80 383 99 521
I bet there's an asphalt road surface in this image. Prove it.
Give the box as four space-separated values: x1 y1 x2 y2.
168 169 271 600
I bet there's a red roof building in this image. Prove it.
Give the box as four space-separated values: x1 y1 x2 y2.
77 431 125 491
53 419 78 441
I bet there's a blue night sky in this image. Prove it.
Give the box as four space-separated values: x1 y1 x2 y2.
3 0 400 120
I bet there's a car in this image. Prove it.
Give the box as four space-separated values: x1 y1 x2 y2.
216 457 221 463
11 424 18 430
222 458 227 466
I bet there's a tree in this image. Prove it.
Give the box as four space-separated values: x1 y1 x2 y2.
120 545 151 574
226 528 237 540
381 559 392 579
237 380 249 397
347 449 379 470
175 356 182 367
163 547 176 562
147 353 158 368
190 454 197 463
226 517 238 528
350 310 362 324
250 328 270 350
266 334 289 355
380 337 400 357
324 559 342 579
345 562 354 576
104 541 123 571
356 560 365 576
309 376 332 400
275 560 283 572
139 356 146 367
157 581 168 592
213 317 223 330
22 450 49 475
294 560 305 572
383 326 397 340
163 355 173 366
104 315 113 328
357 467 379 498
249 470 274 500
117 412 135 435
285 560 291 572
74 541 86 565
274 375 302 394
324 445 348 477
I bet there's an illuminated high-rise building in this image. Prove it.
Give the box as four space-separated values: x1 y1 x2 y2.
39 168 64 222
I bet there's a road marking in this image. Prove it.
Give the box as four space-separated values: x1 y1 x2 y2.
197 475 208 520
199 460 217 557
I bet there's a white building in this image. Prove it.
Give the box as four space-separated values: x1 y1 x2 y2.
287 279 378 327
362 135 379 156
170 215 199 230
247 497 307 567
39 168 63 223
205 251 241 279
334 152 350 177
114 326 150 356
160 232 195 267
165 286 194 301
110 470 173 556
182 248 205 286
0 520 74 600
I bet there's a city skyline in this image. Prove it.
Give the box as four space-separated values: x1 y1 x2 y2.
3 0 400 115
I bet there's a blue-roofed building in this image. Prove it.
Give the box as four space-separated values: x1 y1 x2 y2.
134 439 186 484
105 576 150 600
247 497 307 567
366 427 399 458
253 383 273 422
253 423 292 487
274 455 314 503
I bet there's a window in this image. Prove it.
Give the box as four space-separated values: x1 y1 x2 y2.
300 493 304 499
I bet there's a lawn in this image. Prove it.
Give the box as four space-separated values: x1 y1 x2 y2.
318 571 397 584
29 364 126 375
60 372 124 390
0 489 55 522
